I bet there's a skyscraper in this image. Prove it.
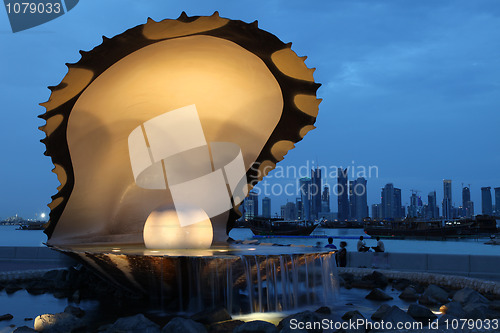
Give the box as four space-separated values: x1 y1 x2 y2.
310 168 322 220
481 187 493 215
284 202 297 220
321 185 330 213
381 183 403 220
244 190 259 219
262 197 271 218
372 204 382 220
442 180 452 219
462 187 471 218
337 168 349 221
408 193 419 218
349 180 356 220
354 177 368 221
299 177 312 221
295 197 303 220
495 187 500 216
428 191 438 219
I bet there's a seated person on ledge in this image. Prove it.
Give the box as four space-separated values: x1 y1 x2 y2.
325 237 337 250
357 236 370 252
371 236 385 252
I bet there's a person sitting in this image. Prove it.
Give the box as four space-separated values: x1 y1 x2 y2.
325 237 337 250
357 236 370 252
336 241 347 267
371 236 385 252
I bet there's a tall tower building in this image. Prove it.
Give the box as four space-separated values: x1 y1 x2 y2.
428 191 438 219
284 202 297 220
337 168 349 221
442 180 452 219
462 187 471 217
295 197 303 220
244 190 259 219
495 187 500 216
354 177 368 221
481 187 493 216
372 204 382 220
394 188 403 219
262 197 271 218
349 180 356 220
299 177 312 221
321 185 330 213
311 168 322 220
381 183 394 220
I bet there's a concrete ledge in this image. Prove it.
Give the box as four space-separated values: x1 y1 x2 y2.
0 246 76 272
347 252 500 281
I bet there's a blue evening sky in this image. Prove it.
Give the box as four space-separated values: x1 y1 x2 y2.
1 0 499 219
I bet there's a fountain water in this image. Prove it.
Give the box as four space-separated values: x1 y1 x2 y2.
53 245 338 315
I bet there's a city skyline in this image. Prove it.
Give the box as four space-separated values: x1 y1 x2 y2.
1 1 499 220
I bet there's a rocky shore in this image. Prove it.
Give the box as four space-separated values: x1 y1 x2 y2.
1 266 499 332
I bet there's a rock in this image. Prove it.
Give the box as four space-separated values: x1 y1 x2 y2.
191 306 231 325
64 305 85 318
392 278 411 291
440 302 466 318
381 306 416 327
342 310 363 321
5 284 22 294
371 304 391 321
407 304 437 322
365 288 393 301
208 320 244 333
436 314 459 327
315 306 331 315
13 327 37 333
162 317 207 333
105 314 160 333
489 300 500 311
277 310 322 333
463 302 500 319
418 284 449 305
452 287 489 306
0 314 13 321
34 312 86 332
363 271 388 288
339 273 355 283
399 286 419 301
233 320 278 333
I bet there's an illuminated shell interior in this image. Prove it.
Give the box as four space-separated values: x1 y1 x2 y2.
39 12 321 246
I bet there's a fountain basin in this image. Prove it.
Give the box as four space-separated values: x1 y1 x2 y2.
50 244 338 314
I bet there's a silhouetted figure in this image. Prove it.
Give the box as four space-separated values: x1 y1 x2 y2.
357 236 370 252
371 236 385 252
325 237 337 250
336 241 347 267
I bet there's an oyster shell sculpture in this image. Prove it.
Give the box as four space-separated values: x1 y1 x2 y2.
39 12 321 247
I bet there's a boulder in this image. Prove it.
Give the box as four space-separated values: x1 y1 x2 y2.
418 284 449 305
233 320 278 333
371 304 391 321
392 278 411 291
463 302 500 319
339 273 355 283
436 314 459 327
342 310 364 321
191 306 231 325
64 305 85 318
440 302 466 318
399 286 419 301
489 300 500 311
34 312 86 333
381 306 416 327
315 306 331 315
278 310 322 333
105 314 160 333
162 317 207 333
452 287 489 306
208 320 244 333
365 288 393 301
407 304 437 322
0 314 13 321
